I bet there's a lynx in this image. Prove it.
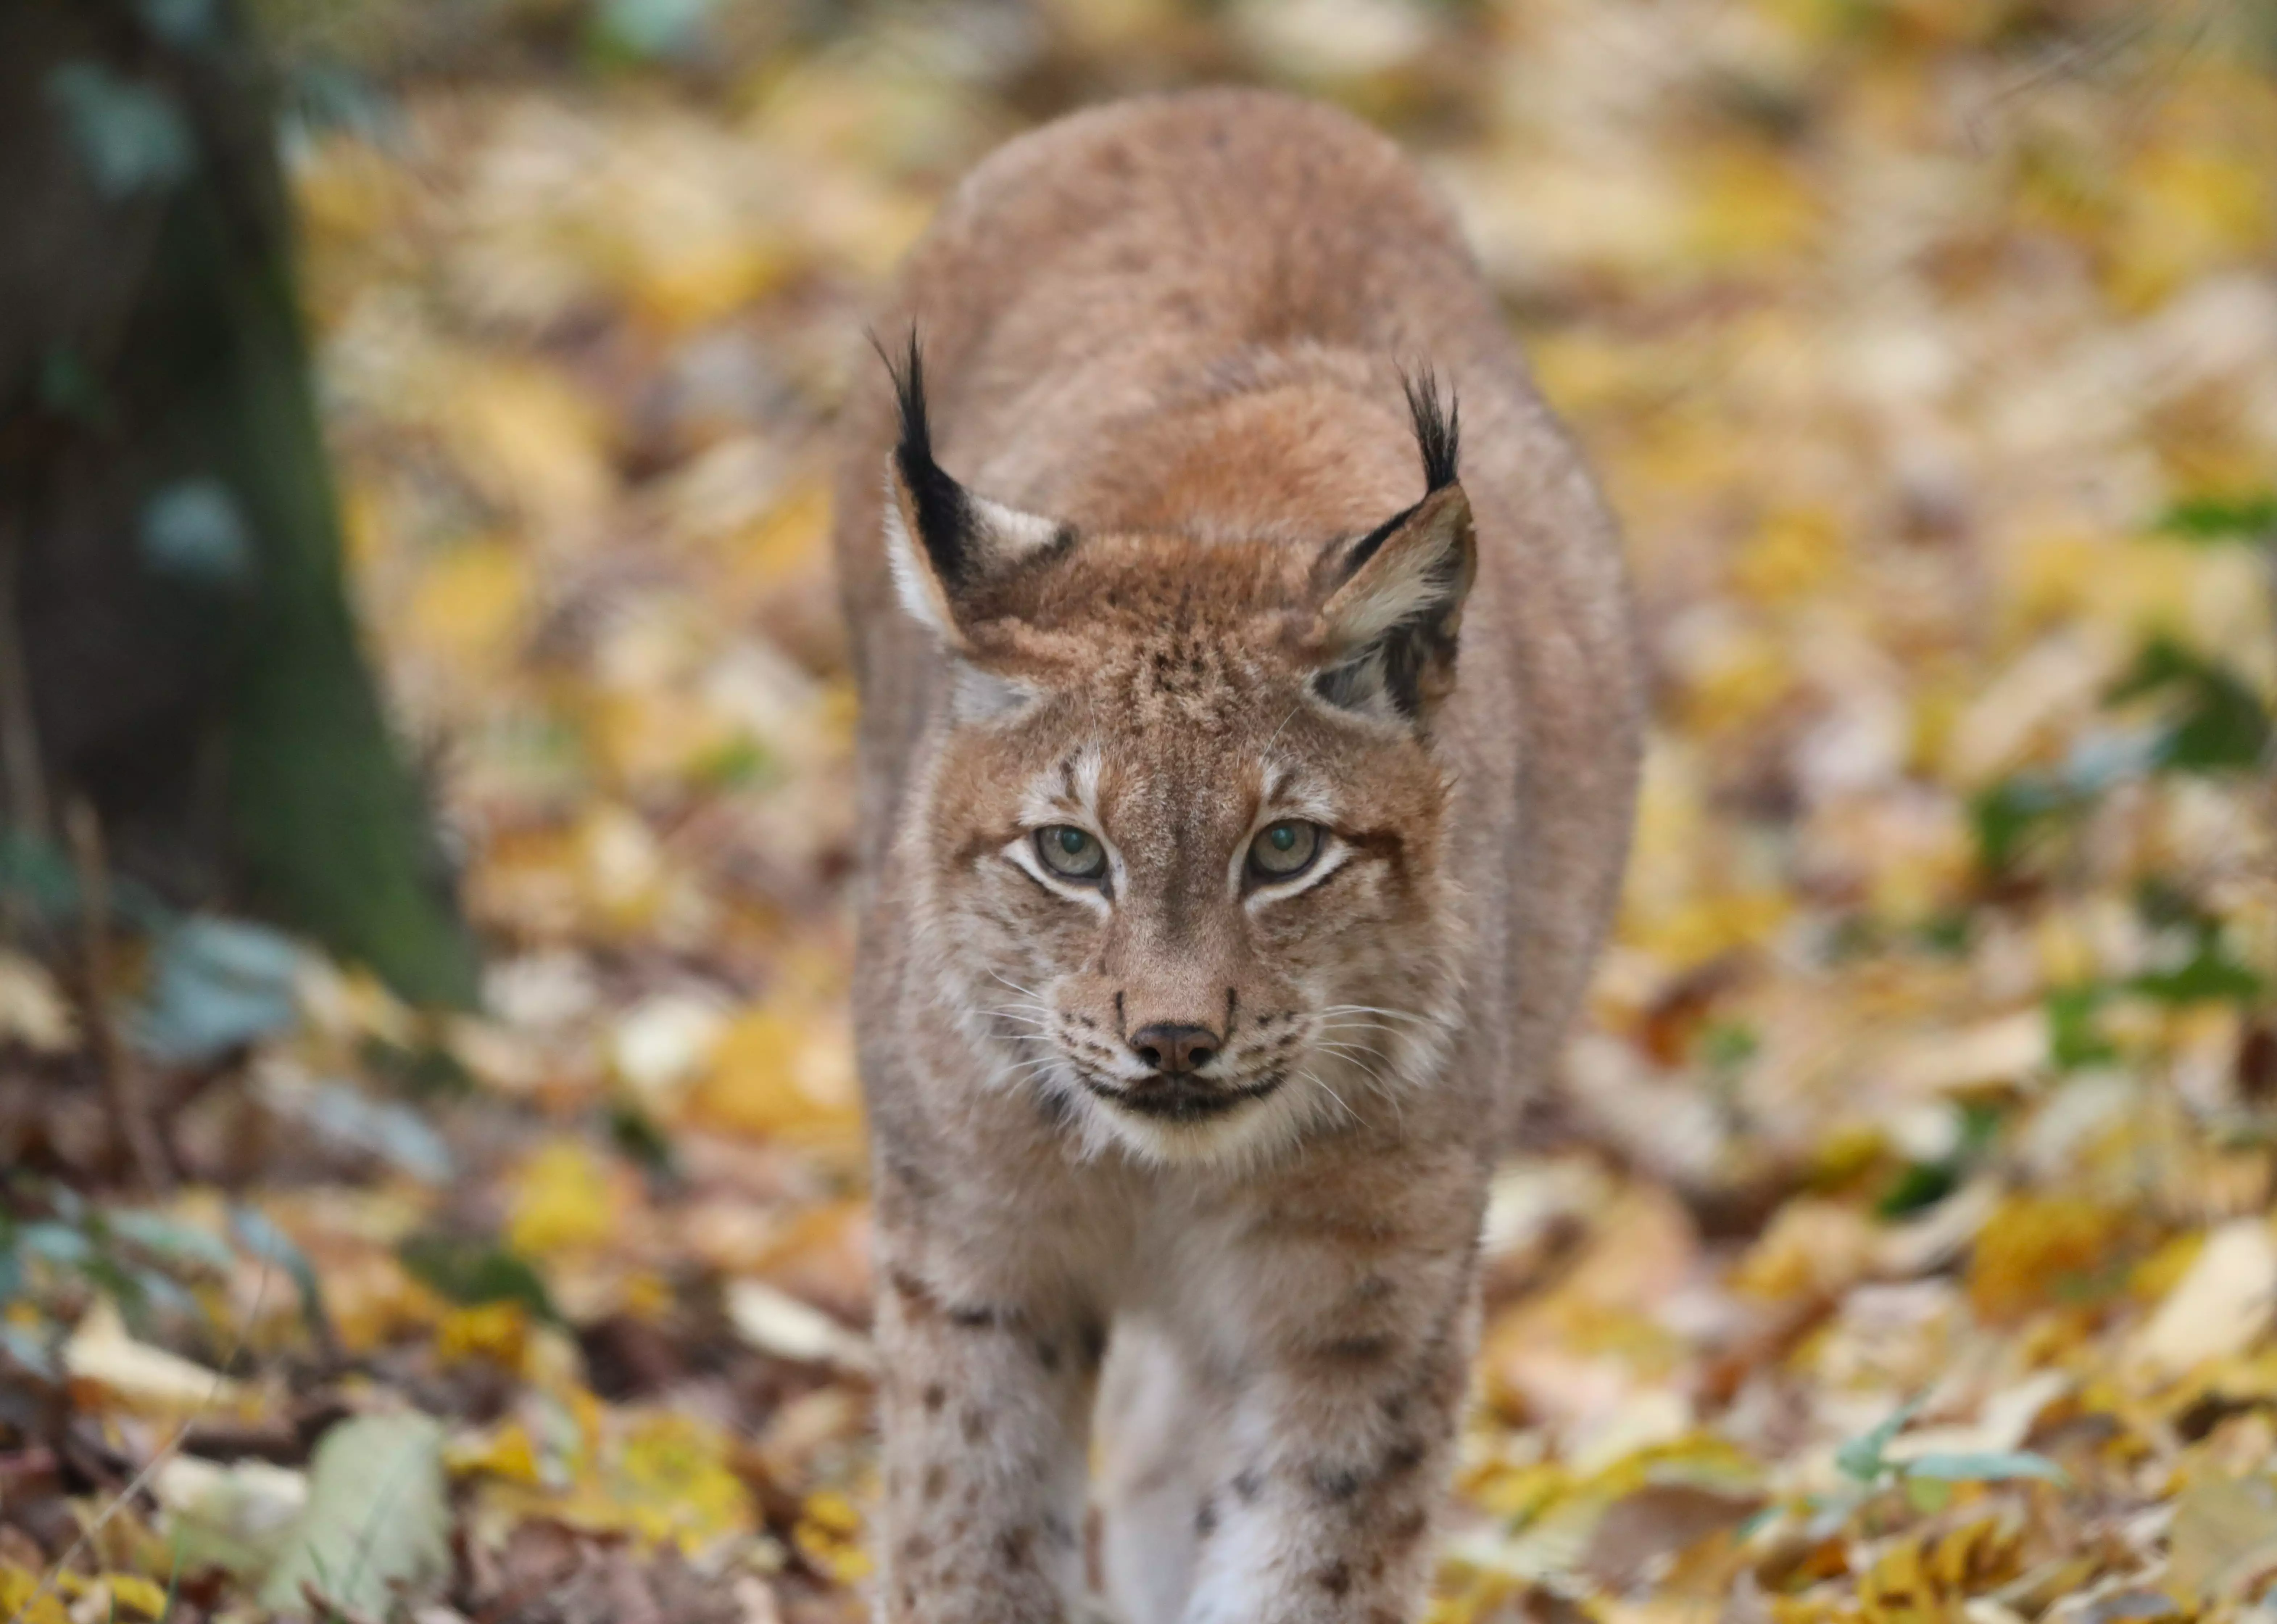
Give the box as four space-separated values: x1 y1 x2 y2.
832 89 1642 1624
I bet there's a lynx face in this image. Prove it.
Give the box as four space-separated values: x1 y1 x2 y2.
886 344 1476 1164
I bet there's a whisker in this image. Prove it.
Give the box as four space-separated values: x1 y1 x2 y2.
1298 1068 1363 1129
1316 1055 1396 1094
987 969 1046 1001
1316 1004 1437 1027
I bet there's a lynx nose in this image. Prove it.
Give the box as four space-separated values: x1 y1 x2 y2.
1129 1023 1219 1076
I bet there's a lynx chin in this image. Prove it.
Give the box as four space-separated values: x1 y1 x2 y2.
834 88 1642 1624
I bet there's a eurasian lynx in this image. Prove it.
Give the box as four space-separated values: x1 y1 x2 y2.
833 89 1642 1624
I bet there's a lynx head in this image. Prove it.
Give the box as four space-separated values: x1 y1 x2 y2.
882 338 1475 1166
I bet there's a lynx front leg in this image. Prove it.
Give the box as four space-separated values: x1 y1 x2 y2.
1179 1196 1482 1624
872 1253 1102 1624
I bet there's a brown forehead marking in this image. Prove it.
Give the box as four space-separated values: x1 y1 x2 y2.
1339 826 1410 884
954 825 1023 870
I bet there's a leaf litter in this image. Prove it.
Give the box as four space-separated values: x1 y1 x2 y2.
5 2 2277 1622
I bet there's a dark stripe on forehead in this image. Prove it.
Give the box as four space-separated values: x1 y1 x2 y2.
1341 826 1410 884
954 828 1023 869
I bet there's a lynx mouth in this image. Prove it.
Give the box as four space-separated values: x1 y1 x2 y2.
1083 1073 1286 1123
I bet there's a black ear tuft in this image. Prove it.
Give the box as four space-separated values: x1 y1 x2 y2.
1333 370 1463 585
872 328 973 585
1401 367 1460 494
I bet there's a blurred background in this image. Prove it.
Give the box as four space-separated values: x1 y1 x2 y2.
3 3 2276 1621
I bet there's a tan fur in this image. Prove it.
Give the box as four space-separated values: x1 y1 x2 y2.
832 90 1643 1624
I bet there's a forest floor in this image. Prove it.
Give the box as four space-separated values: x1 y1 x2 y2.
7 3 2277 1622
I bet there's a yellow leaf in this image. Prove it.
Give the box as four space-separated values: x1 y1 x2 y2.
1859 1536 1945 1624
0 1567 69 1624
1683 144 1818 271
1675 622 1793 739
607 1411 755 1553
793 1489 872 1583
407 540 531 674
725 481 834 587
447 1418 545 1486
588 690 738 794
440 359 615 527
1463 1458 1568 1524
506 1138 623 1258
314 1249 445 1358
623 235 790 335
1731 507 1845 606
1966 1196 2122 1324
687 1006 864 1145
2104 144 2273 311
1628 889 1793 974
435 1300 532 1373
292 133 408 247
101 1575 170 1619
1731 1199 1876 1302
1922 1513 2022 1595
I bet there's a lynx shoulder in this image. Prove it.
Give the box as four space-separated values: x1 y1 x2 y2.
832 87 1641 1624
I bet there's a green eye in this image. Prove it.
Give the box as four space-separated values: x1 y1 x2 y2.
1037 825 1107 881
1248 821 1322 881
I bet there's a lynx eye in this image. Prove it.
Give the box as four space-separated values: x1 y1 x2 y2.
1248 820 1322 881
1036 825 1107 882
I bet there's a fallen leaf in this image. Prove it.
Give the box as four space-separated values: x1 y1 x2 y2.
128 918 303 1065
2166 1470 2277 1606
2133 1219 2277 1377
1580 1482 1763 1591
1899 1450 2067 1487
724 1279 874 1375
0 949 76 1052
155 1455 310 1578
259 1413 451 1617
0 1566 69 1624
1731 1198 1878 1302
506 1137 629 1259
685 1005 863 1145
1967 1196 2123 1323
63 1299 245 1411
1880 1011 2050 1098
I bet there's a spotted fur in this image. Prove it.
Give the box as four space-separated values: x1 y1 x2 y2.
834 90 1643 1624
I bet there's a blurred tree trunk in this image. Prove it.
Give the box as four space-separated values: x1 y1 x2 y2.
0 0 478 1008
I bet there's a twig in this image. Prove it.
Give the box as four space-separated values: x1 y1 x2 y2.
0 505 51 861
63 796 171 1192
2260 523 2277 1017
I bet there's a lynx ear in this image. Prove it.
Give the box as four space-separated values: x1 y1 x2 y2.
877 334 1071 652
1311 373 1475 721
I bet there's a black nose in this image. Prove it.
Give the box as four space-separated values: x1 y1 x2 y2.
1129 1023 1220 1076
